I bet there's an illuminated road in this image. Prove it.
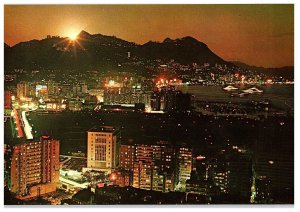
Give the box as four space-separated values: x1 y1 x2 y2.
11 109 24 138
21 110 34 139
11 102 37 140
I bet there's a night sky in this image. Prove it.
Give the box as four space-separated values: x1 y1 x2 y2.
4 4 294 68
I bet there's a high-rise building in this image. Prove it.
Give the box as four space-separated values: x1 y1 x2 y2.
206 159 229 194
254 152 293 202
103 88 120 104
72 84 82 96
9 136 60 199
150 92 161 111
68 100 83 111
186 179 210 196
103 88 151 107
109 168 132 187
4 90 12 109
227 156 252 200
119 144 136 170
4 91 12 115
47 81 60 98
35 84 48 99
17 81 35 99
163 87 176 111
254 176 272 203
133 145 156 190
132 144 176 192
87 126 120 173
213 167 229 194
255 120 294 203
177 147 192 191
17 82 27 99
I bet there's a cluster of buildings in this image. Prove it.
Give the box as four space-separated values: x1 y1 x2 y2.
14 80 97 112
9 77 191 113
150 86 191 111
4 70 292 204
104 88 152 108
4 114 286 205
84 125 273 204
85 126 192 193
103 85 191 112
16 80 88 100
151 61 293 85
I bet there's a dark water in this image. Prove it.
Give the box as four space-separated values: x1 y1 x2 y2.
177 84 294 110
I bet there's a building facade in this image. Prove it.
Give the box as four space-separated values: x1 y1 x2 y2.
10 136 60 199
119 144 136 170
87 126 120 173
132 144 176 192
177 147 192 191
17 81 35 99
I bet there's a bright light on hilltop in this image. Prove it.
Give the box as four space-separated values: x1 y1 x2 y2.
66 29 80 41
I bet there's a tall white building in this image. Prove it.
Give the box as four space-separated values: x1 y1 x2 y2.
87 126 120 173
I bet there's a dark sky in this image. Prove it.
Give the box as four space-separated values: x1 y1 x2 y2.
4 4 294 68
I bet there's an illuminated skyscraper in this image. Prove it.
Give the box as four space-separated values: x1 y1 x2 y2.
119 144 136 170
133 145 156 190
150 92 161 111
177 147 192 191
47 80 60 98
87 126 120 173
132 144 176 192
9 136 60 199
17 81 35 99
206 159 229 194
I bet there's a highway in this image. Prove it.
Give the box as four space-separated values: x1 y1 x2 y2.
11 109 24 138
21 110 34 139
10 103 37 140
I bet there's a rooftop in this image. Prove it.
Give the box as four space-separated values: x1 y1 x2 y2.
88 126 119 133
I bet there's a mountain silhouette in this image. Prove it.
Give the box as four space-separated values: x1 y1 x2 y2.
136 36 226 65
231 61 294 78
5 31 230 72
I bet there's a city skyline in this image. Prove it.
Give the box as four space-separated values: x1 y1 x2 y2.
4 4 294 68
4 3 295 205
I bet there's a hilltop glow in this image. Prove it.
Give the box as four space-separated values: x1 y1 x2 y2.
66 29 80 41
